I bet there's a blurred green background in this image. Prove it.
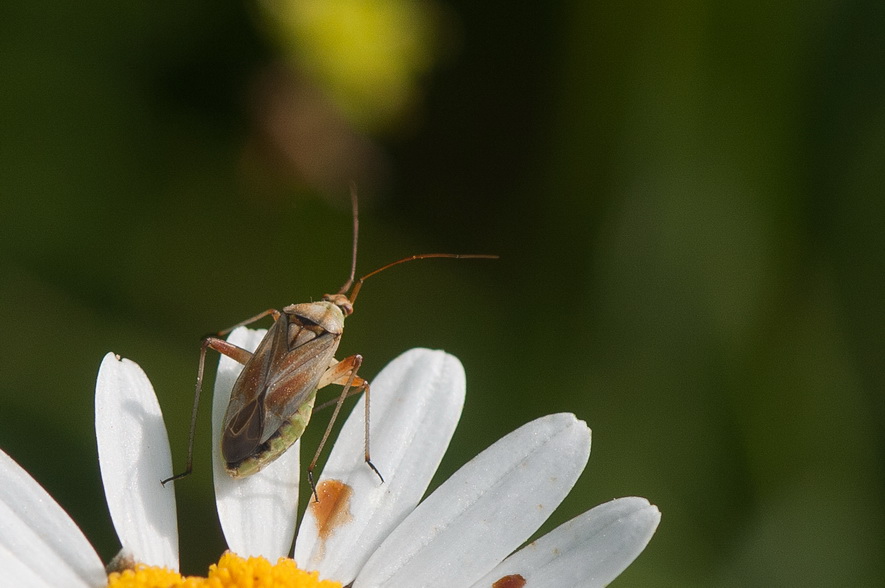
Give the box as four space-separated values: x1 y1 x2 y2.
1 0 883 585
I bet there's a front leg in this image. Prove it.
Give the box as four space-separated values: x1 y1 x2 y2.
217 308 281 336
161 335 258 485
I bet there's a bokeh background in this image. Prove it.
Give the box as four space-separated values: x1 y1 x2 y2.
1 0 883 584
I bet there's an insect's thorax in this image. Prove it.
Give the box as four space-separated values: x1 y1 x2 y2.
283 300 347 340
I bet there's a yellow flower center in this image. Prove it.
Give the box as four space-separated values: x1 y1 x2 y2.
106 552 342 588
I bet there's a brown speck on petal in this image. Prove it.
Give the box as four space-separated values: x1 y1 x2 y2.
105 549 136 574
310 479 354 558
492 573 527 588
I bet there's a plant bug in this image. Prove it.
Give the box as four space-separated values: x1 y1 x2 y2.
162 188 496 500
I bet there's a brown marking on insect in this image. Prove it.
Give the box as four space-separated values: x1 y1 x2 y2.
492 574 527 588
311 478 354 557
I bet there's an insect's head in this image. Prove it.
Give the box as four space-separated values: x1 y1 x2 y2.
322 292 354 316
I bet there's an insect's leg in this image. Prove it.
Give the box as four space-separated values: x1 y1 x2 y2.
307 355 382 501
217 308 281 336
161 336 254 485
313 380 366 413
317 357 379 482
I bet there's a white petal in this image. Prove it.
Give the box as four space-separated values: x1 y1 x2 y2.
294 348 465 584
354 413 592 588
471 497 661 588
0 448 106 587
213 327 300 560
95 353 178 569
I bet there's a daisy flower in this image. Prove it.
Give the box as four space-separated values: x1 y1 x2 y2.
194 326 661 586
0 327 660 587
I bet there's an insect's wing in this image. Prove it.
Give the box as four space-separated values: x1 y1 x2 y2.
261 328 340 438
221 319 288 464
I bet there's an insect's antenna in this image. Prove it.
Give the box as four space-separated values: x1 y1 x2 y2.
336 183 360 296
348 253 499 306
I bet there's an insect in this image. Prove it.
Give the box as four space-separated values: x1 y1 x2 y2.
162 188 496 500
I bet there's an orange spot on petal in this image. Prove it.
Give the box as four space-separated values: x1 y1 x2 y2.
310 479 354 558
492 574 527 588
